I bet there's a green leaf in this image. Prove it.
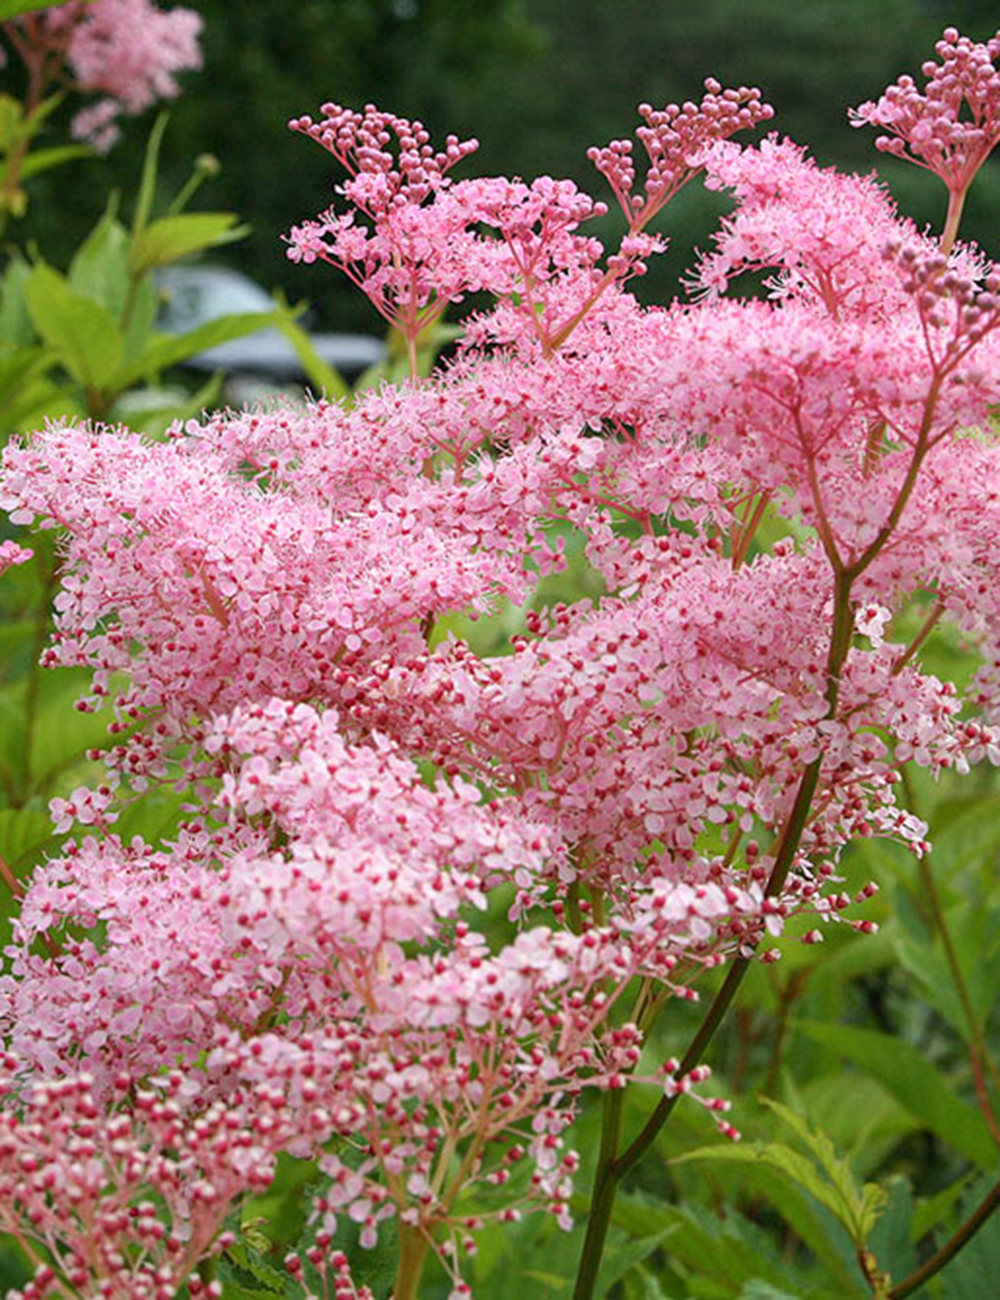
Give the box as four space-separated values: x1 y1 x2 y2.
597 1228 677 1295
110 371 223 438
0 93 25 156
0 346 54 410
114 311 279 388
123 276 158 362
273 293 350 401
911 1172 975 1243
796 1020 996 1168
222 1242 287 1293
8 381 86 433
20 144 93 180
0 253 37 346
676 1098 889 1253
751 1166 861 1291
632 1201 795 1296
24 263 124 389
0 0 95 15
738 1286 802 1300
0 808 56 870
923 1173 1000 1299
27 670 112 791
622 1264 670 1300
764 1097 888 1242
130 212 247 273
69 202 131 317
867 1177 918 1287
675 1141 863 1244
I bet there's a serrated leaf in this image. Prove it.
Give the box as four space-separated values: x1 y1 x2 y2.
911 1171 975 1243
751 1166 860 1291
598 1228 677 1294
866 1176 918 1286
796 1020 996 1168
130 212 246 272
922 1172 1000 1299
24 263 124 389
622 1264 670 1300
647 1202 793 1295
675 1141 863 1243
223 1242 287 1293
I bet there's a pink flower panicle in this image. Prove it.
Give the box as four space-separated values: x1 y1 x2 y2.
691 136 918 319
5 0 202 151
289 102 479 208
8 31 1000 1295
587 80 774 230
0 1057 291 1297
850 27 1000 195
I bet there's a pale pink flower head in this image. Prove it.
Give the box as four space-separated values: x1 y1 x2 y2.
851 27 1000 195
10 0 202 150
692 135 918 319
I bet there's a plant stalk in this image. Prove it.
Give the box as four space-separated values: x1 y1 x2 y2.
889 1172 1000 1298
393 1223 431 1300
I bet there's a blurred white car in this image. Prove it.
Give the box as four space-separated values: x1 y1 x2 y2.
156 265 386 385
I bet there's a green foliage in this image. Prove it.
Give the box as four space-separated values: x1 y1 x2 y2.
676 1097 889 1253
0 0 95 15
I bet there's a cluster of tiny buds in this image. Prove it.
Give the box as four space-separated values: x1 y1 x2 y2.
289 102 478 206
851 28 1000 191
884 239 1000 338
284 1240 374 1299
587 80 773 226
658 1061 740 1139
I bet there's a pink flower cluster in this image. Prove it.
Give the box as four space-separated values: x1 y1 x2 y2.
0 1058 293 1297
5 28 1000 1294
851 26 1000 196
286 87 771 357
4 0 202 151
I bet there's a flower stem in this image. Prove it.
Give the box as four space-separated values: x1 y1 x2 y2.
940 186 968 258
393 1223 431 1300
889 1172 1000 1298
571 567 855 1300
571 1091 624 1300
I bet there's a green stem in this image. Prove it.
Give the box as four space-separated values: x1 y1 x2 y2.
571 1089 625 1300
393 1223 431 1300
571 566 855 1300
889 1173 1000 1298
573 331 944 1298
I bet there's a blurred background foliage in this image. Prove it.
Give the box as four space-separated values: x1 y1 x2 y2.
11 0 1000 333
